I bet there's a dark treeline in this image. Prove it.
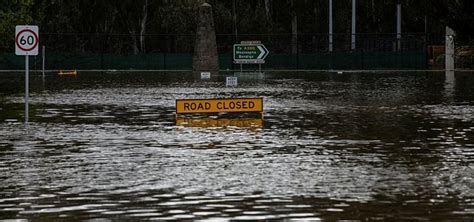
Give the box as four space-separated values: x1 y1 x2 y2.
1 0 472 54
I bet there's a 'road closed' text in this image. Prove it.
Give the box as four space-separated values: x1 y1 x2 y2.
176 98 262 114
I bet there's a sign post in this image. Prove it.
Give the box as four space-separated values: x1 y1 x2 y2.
42 45 45 80
15 25 39 128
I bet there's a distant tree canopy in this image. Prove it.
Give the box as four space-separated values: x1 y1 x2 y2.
0 0 472 53
429 0 474 43
0 0 34 50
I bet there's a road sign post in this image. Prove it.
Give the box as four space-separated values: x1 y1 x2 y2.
25 55 29 127
16 25 39 128
42 45 45 80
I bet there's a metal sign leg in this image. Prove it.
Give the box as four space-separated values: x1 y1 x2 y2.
42 45 45 81
25 55 29 128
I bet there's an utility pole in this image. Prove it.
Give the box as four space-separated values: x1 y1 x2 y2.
396 0 401 51
351 0 356 50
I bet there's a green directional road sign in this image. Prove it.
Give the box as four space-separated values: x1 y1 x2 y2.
233 44 269 64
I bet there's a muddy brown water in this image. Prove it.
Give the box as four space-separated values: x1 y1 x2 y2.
0 71 473 221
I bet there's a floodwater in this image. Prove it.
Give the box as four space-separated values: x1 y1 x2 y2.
0 71 473 221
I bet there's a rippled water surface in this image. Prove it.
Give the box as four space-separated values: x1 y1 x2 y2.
1 71 474 221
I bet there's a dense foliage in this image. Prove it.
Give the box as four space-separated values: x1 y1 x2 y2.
0 0 472 53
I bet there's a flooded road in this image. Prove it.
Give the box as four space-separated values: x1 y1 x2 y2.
1 71 473 221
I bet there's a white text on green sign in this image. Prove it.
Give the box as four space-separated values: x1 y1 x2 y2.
233 44 269 64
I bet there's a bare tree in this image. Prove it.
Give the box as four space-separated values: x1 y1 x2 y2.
139 0 149 52
290 0 298 54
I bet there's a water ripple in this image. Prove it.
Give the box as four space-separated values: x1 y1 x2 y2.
1 71 473 221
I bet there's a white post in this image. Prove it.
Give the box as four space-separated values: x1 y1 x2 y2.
351 0 356 50
329 0 333 52
25 56 29 128
445 69 455 99
445 26 455 71
42 45 45 79
396 1 401 51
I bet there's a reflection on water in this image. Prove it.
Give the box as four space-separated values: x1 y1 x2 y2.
176 118 263 128
0 71 474 221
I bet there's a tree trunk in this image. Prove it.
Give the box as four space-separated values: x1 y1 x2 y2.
291 0 298 54
130 30 139 55
139 0 148 53
263 0 273 31
370 0 381 33
264 0 271 19
313 3 318 50
232 0 238 38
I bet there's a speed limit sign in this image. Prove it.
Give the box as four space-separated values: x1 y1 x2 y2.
15 25 39 56
16 25 40 128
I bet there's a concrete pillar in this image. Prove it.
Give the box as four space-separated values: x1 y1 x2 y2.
445 69 455 99
193 3 219 76
445 26 455 71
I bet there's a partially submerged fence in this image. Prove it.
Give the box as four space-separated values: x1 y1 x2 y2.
0 33 428 70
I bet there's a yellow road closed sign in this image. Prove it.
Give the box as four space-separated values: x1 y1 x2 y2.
176 98 263 114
